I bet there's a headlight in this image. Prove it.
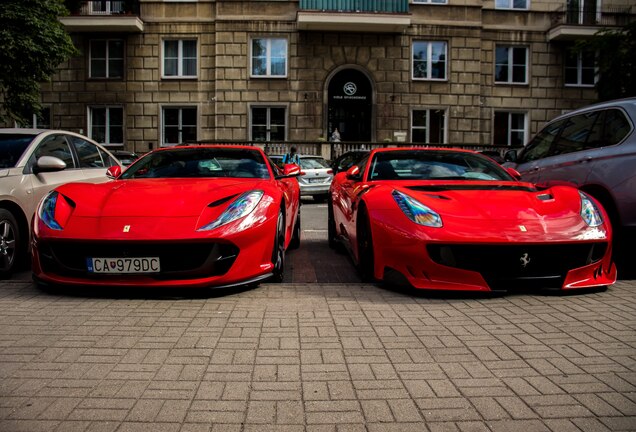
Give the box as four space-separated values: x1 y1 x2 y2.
392 190 443 228
580 191 603 227
198 190 264 231
38 191 75 230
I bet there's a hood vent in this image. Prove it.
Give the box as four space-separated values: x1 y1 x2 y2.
407 184 536 192
208 194 238 208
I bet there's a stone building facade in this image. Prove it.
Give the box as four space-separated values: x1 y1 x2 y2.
13 0 636 153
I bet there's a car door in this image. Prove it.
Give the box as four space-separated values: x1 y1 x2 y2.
25 133 85 222
333 154 369 244
514 119 565 184
268 158 300 238
533 110 606 187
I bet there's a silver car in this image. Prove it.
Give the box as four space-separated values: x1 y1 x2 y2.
296 155 333 202
269 154 334 202
504 97 636 269
0 129 121 277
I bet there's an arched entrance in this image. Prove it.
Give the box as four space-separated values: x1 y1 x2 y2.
327 68 373 142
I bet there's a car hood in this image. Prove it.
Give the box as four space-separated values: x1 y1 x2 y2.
374 181 607 241
393 181 577 221
56 178 269 218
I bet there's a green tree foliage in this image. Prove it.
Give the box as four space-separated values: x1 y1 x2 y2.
0 0 77 125
578 21 636 101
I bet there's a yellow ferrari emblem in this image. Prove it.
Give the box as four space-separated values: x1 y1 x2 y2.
123 225 131 233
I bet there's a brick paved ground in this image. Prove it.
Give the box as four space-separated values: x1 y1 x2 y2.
1 278 635 432
1 202 635 431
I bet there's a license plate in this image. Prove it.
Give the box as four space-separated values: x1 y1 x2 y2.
87 257 160 274
309 178 324 183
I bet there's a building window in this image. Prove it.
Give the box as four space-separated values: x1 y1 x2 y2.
17 107 51 129
494 112 527 146
495 0 528 9
412 41 447 80
412 109 446 144
251 38 287 78
495 45 528 84
250 107 286 141
565 47 596 87
89 40 124 79
89 106 124 146
163 40 197 78
162 107 197 146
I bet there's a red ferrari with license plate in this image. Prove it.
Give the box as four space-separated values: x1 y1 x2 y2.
31 145 302 288
328 148 617 292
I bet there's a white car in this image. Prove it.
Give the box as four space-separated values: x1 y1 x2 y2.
0 129 121 277
270 154 333 202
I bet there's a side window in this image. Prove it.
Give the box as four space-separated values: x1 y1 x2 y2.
98 147 119 167
71 137 106 168
33 135 75 168
356 154 370 180
518 120 564 163
551 112 599 156
603 109 631 145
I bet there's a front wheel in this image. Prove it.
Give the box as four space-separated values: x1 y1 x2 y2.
357 211 375 282
0 209 20 279
271 210 286 283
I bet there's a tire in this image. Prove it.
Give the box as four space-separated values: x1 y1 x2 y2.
289 207 301 250
0 209 21 279
328 200 337 249
357 210 375 282
270 210 286 283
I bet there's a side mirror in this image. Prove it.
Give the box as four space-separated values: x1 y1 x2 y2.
276 163 302 179
346 165 361 181
33 156 66 174
504 149 518 162
506 167 522 180
106 165 122 179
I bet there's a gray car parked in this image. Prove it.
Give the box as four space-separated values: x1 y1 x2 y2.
504 97 636 267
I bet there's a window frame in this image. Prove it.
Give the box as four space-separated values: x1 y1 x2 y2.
412 0 448 4
161 106 198 147
494 45 529 85
249 37 288 79
493 111 528 146
88 106 124 147
411 108 447 144
564 47 597 87
494 0 529 10
162 38 198 79
412 40 448 81
15 107 51 129
89 39 125 79
249 105 288 142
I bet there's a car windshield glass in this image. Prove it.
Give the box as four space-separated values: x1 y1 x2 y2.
119 148 270 179
300 157 329 169
0 134 36 168
368 150 513 181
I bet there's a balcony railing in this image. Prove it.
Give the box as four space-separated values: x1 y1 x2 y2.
548 5 634 40
66 0 140 16
299 0 409 14
552 5 633 27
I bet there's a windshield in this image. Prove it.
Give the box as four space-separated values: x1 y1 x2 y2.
120 147 271 179
368 150 514 181
0 134 36 168
300 157 330 169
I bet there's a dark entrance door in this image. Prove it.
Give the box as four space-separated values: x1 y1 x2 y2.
328 69 372 142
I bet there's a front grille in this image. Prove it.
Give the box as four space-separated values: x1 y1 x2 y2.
427 243 607 290
38 240 239 280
